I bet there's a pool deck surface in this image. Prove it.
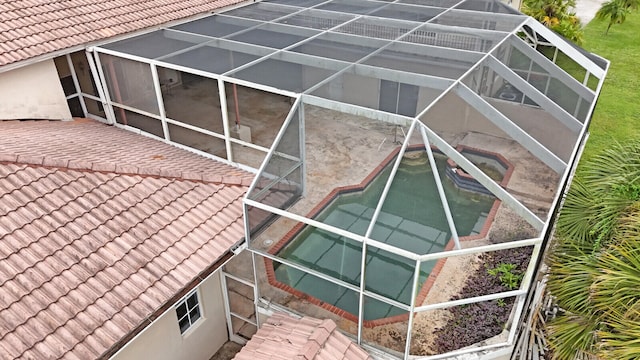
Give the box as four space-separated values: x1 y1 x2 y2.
246 105 557 355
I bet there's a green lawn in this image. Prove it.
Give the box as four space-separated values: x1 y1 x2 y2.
543 14 640 360
579 12 640 160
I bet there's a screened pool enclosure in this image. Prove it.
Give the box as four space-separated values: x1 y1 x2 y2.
93 0 608 358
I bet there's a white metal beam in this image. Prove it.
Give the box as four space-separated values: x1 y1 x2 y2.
424 128 545 231
150 63 170 142
384 40 484 63
271 50 352 71
158 32 276 61
507 242 542 344
417 342 511 360
525 18 605 79
244 198 421 261
485 55 584 132
420 126 462 250
403 258 423 358
418 237 542 262
455 83 567 173
245 97 302 197
353 63 454 90
414 289 526 312
412 21 510 39
302 94 414 126
508 34 596 102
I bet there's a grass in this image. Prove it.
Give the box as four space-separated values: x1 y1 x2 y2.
542 14 640 360
578 12 640 160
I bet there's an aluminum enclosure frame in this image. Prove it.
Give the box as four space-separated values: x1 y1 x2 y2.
91 0 610 358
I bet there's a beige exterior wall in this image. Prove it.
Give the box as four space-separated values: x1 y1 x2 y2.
111 272 229 360
0 59 72 120
421 92 509 139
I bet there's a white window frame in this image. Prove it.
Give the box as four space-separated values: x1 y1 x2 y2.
175 289 202 335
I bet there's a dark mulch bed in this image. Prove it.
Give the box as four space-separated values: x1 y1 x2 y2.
433 247 533 353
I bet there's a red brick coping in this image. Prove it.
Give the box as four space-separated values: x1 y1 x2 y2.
264 144 514 328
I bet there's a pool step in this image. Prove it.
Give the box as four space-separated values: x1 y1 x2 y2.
471 212 489 235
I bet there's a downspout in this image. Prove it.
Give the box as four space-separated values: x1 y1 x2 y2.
233 84 241 129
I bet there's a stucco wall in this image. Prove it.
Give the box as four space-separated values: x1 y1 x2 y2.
111 272 228 360
421 92 509 139
487 98 576 161
0 60 72 120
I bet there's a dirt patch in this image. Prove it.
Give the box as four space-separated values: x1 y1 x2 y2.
209 342 243 360
488 205 538 243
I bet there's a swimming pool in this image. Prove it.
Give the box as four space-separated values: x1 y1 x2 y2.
271 149 498 322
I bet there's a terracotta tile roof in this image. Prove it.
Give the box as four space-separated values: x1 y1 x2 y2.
0 118 253 185
0 0 246 67
234 313 372 360
0 119 252 359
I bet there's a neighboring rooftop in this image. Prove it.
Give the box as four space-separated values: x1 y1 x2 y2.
0 119 251 359
0 0 246 67
233 312 371 360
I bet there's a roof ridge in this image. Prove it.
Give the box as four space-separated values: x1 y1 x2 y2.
0 152 250 187
299 318 337 360
240 313 371 360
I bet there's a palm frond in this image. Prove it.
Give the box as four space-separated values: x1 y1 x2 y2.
592 224 640 314
596 310 640 360
557 142 640 249
547 240 597 314
556 180 599 244
547 140 640 359
547 313 600 360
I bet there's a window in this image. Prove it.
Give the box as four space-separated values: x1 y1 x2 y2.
176 291 202 334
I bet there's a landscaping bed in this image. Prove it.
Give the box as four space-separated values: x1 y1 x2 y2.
433 247 533 353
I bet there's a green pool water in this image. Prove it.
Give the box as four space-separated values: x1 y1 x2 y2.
274 151 496 321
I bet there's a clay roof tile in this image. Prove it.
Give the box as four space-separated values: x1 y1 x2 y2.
0 118 251 359
233 313 371 360
0 0 246 66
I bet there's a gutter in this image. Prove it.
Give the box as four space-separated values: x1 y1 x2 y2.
102 241 243 360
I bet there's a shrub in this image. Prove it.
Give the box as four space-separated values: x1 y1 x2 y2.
522 0 584 44
487 263 524 290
